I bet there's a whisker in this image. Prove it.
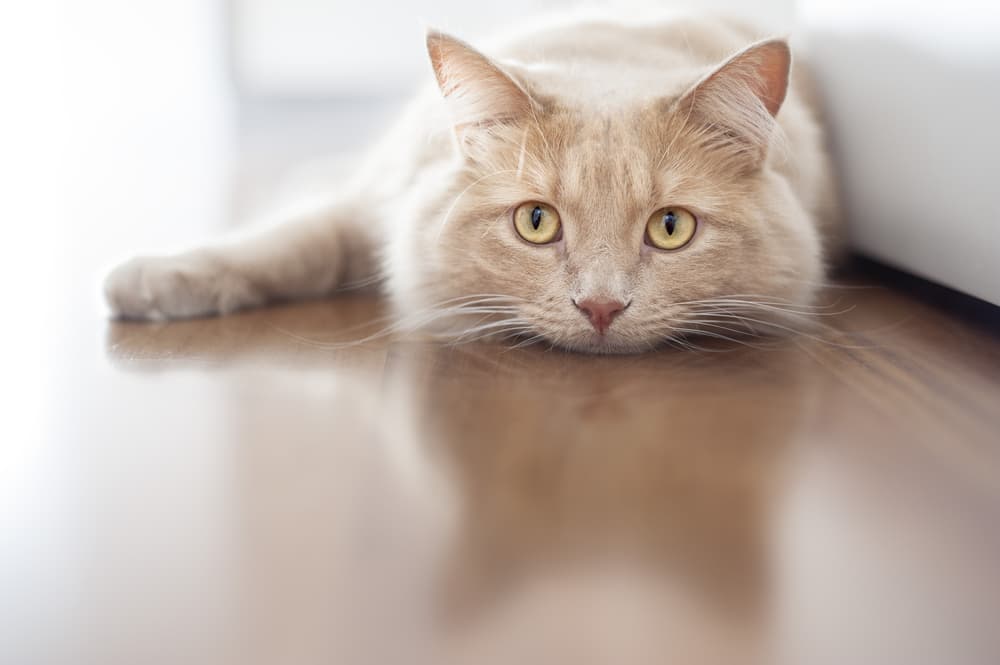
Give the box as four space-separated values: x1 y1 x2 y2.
334 273 386 292
687 300 855 319
682 310 875 349
266 292 526 349
435 169 519 240
678 294 849 313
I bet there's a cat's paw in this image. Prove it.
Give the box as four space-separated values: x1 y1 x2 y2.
104 255 252 320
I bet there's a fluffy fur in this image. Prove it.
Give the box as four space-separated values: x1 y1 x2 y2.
105 11 840 353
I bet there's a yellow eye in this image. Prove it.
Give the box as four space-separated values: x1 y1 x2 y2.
513 202 561 244
645 207 697 250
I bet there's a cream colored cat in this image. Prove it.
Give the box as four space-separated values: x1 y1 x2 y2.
105 11 839 353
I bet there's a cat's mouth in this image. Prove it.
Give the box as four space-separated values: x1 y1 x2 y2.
458 304 646 354
582 330 651 354
578 335 635 354
528 325 647 355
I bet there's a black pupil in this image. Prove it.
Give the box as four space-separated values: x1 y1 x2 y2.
531 206 543 230
663 212 677 235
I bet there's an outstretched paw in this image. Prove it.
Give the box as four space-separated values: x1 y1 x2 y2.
104 255 253 320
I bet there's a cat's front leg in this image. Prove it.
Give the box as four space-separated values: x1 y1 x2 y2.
105 203 378 320
104 252 266 320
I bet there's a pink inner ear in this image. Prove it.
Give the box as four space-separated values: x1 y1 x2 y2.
426 29 533 128
673 39 792 168
686 39 792 121
744 41 791 117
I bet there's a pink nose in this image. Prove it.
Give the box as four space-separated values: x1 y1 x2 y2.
575 298 627 335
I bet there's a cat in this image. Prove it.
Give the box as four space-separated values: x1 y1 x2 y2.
105 10 840 354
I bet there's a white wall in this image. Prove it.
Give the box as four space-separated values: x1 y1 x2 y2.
800 0 1000 304
232 0 796 97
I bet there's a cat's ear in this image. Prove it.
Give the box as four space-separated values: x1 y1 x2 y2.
426 29 534 138
675 39 791 168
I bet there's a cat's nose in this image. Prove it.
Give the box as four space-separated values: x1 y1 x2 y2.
574 297 627 335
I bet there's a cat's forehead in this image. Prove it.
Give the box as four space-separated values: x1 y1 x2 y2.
521 102 744 224
543 110 660 216
496 101 723 222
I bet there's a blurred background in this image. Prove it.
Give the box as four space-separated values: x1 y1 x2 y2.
229 0 795 96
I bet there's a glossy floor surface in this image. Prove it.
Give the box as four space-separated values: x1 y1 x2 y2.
10 270 1000 665
5 5 1000 665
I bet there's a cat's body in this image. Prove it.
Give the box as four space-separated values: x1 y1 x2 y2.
106 10 839 353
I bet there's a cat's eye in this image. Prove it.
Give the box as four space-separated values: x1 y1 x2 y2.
645 207 697 250
513 202 561 244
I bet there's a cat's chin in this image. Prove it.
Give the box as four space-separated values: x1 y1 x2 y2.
532 331 654 355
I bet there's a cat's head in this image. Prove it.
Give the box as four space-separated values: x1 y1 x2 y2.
405 30 824 353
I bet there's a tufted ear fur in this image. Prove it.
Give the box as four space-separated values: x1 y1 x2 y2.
426 29 534 144
675 39 791 169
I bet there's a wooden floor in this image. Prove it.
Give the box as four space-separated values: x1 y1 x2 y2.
11 261 998 664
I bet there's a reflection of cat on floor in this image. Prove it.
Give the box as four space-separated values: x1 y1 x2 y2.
195 337 811 664
389 342 812 664
106 10 840 354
